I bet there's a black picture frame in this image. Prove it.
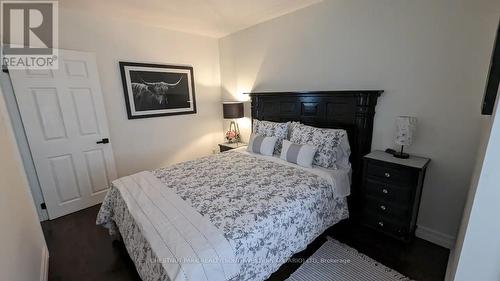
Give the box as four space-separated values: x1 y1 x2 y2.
482 21 500 115
119 62 197 119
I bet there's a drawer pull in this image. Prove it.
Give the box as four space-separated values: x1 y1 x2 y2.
378 221 384 227
382 188 389 194
384 172 391 178
380 205 387 211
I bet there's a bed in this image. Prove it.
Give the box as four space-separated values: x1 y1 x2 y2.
97 91 382 281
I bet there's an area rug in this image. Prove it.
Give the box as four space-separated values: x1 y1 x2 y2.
286 237 414 281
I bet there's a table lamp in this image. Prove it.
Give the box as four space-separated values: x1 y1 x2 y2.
393 116 417 159
223 102 244 143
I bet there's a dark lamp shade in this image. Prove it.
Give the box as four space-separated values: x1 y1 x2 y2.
223 102 244 119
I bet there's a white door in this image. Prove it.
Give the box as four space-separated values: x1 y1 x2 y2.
9 50 117 219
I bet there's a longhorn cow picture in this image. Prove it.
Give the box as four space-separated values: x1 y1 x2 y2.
119 62 197 119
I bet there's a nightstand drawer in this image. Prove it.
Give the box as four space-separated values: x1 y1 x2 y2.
361 212 409 238
364 196 410 221
366 161 416 186
364 179 412 203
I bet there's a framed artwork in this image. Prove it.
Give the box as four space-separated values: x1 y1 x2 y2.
482 21 499 115
119 62 197 119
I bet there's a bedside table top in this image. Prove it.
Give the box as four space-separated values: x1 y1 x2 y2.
364 150 430 169
219 142 247 149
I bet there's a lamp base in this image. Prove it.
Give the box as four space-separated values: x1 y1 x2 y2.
393 151 410 159
393 145 410 159
225 120 241 143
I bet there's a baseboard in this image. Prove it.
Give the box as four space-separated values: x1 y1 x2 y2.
416 225 455 249
40 244 49 281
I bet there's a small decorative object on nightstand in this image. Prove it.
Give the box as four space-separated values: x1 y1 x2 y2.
361 150 430 242
223 102 244 143
218 142 247 153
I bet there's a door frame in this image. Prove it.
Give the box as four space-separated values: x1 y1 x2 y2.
0 71 49 221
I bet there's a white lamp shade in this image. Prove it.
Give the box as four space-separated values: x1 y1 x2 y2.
395 116 417 146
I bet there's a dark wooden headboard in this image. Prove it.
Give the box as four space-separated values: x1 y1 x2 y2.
248 91 383 216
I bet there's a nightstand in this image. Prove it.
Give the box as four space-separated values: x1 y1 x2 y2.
218 142 247 152
361 150 430 242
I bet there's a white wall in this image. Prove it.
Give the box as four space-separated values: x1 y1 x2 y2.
1 73 49 221
59 8 224 177
444 115 494 280
219 0 500 244
0 88 48 281
447 90 500 280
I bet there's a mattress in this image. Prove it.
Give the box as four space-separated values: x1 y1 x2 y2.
97 149 350 281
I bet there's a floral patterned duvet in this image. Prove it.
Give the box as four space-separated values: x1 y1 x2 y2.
97 150 349 281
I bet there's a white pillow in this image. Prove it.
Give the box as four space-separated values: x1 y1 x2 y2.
247 134 278 156
280 140 317 168
335 133 351 170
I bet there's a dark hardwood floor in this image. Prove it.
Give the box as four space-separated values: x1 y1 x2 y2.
42 205 449 281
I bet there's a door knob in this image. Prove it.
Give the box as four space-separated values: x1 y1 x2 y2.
96 138 109 144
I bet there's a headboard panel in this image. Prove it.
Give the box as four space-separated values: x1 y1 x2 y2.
248 91 383 216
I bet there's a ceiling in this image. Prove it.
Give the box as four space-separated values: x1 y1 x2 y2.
60 0 322 38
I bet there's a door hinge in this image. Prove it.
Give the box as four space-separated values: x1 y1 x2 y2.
40 203 47 210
